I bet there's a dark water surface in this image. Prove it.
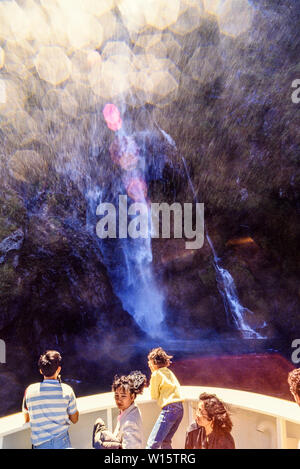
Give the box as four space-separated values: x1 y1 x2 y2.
26 336 296 416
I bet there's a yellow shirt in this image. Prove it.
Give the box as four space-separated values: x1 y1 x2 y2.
150 367 183 409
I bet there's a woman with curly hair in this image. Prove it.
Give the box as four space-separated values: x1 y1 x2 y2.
185 393 235 449
93 371 147 449
288 368 300 406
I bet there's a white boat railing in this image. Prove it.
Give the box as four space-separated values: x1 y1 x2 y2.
1 386 300 449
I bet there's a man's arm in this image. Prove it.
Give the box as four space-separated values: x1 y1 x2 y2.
68 410 79 424
67 388 79 423
22 389 30 423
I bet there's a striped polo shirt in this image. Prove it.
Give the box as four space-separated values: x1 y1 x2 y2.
23 379 78 446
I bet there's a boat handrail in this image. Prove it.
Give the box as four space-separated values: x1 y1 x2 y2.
0 386 299 443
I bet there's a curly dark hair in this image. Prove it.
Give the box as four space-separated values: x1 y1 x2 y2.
199 393 233 432
112 370 147 397
148 347 173 368
288 368 300 397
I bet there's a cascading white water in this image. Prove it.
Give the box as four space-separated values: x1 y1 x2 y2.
52 109 166 338
86 185 165 338
97 118 168 338
160 127 265 339
205 234 265 339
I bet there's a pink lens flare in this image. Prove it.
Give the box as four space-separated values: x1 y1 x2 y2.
125 177 148 202
109 135 139 170
103 103 122 131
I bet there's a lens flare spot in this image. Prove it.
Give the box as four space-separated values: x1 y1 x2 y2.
3 41 34 80
102 41 133 62
109 136 139 170
186 46 223 84
170 6 203 35
71 49 101 84
0 79 25 116
203 0 224 15
132 32 162 50
82 0 115 17
125 177 148 202
0 0 30 42
34 46 72 86
11 110 38 137
117 0 148 33
0 48 5 69
23 0 52 45
218 0 254 37
86 52 103 88
100 11 118 43
145 0 181 30
96 56 132 98
103 103 122 131
0 80 6 104
140 70 178 102
66 13 103 50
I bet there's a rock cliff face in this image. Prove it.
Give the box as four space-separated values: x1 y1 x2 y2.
0 0 300 416
0 186 145 416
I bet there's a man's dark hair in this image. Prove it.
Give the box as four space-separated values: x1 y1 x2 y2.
148 347 173 368
38 350 62 377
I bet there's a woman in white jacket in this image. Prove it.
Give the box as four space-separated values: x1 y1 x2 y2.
93 371 146 449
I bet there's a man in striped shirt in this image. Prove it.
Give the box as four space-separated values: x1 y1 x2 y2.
22 350 79 449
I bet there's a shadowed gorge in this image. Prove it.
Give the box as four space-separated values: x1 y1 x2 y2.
0 0 300 416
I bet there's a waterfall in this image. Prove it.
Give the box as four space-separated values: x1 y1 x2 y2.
52 108 166 338
87 188 165 338
90 116 166 338
205 234 264 339
185 158 265 339
159 127 264 339
97 194 165 338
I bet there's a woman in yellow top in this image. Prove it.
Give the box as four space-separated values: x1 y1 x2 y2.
146 347 184 449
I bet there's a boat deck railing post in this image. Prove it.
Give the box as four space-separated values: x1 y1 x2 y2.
276 417 287 449
107 407 113 433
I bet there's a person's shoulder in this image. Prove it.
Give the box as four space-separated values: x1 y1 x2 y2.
157 367 170 376
25 382 42 394
126 404 141 417
61 382 76 395
131 404 142 417
224 431 235 446
163 367 180 382
122 405 142 425
186 421 200 433
216 429 235 448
